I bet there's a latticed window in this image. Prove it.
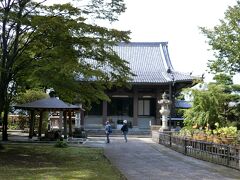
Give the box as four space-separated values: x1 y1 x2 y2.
138 99 156 116
107 98 133 117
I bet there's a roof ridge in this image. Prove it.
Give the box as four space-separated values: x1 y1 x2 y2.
118 42 168 46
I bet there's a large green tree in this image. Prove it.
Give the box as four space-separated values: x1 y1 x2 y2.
183 74 240 130
200 1 240 75
197 1 240 130
0 0 132 140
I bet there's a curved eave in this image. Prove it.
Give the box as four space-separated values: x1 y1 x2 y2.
130 80 194 86
14 106 83 112
14 97 84 112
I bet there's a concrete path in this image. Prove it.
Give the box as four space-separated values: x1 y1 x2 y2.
85 136 240 180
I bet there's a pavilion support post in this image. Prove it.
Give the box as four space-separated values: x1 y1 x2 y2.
80 110 84 127
38 110 43 138
68 110 73 137
29 110 35 139
75 112 80 128
59 111 63 131
63 111 67 139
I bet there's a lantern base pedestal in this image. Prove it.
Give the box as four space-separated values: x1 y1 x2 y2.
159 127 170 132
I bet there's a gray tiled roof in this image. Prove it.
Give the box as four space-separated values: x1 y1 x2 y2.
14 97 83 110
113 42 197 84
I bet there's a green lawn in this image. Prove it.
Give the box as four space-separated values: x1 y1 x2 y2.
0 144 125 180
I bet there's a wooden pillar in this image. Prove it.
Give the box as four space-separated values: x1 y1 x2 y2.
68 110 72 137
102 101 107 124
133 89 138 127
29 110 35 139
80 110 84 127
59 111 63 131
63 111 67 139
75 112 80 128
155 89 161 125
38 110 43 138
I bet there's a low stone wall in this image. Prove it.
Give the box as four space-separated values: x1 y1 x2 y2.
86 129 151 136
152 130 174 143
85 124 103 129
150 125 161 131
151 130 160 143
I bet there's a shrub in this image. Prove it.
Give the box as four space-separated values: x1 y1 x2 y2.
17 115 28 130
73 128 87 138
217 126 237 137
0 143 4 150
54 140 68 148
178 127 194 137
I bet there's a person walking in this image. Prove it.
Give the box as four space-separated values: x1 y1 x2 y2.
105 121 112 143
121 120 128 142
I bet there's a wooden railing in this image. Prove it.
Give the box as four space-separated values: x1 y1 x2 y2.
156 132 240 170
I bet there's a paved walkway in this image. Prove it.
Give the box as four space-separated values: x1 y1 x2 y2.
85 136 240 180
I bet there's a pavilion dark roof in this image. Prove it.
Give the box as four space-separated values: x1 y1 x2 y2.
14 97 83 111
113 42 198 84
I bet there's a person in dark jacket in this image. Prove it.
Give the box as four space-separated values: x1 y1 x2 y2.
121 120 128 142
105 121 112 143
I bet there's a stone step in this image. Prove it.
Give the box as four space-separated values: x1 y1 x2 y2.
85 129 151 136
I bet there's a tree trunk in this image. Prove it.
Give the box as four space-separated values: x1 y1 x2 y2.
0 85 8 141
0 67 11 141
2 105 9 141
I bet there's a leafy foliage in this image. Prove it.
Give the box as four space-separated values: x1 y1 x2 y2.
14 89 48 105
183 82 240 129
0 0 132 103
0 0 132 140
54 140 68 148
200 1 240 74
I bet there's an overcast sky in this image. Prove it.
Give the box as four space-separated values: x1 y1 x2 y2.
49 0 239 82
109 0 238 82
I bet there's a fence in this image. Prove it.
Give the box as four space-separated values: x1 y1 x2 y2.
153 132 240 170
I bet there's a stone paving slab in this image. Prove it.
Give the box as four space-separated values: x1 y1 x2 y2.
85 136 240 180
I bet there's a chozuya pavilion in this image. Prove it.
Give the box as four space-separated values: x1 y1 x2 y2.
82 42 198 131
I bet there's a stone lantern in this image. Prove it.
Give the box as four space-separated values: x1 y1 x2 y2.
158 92 171 131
